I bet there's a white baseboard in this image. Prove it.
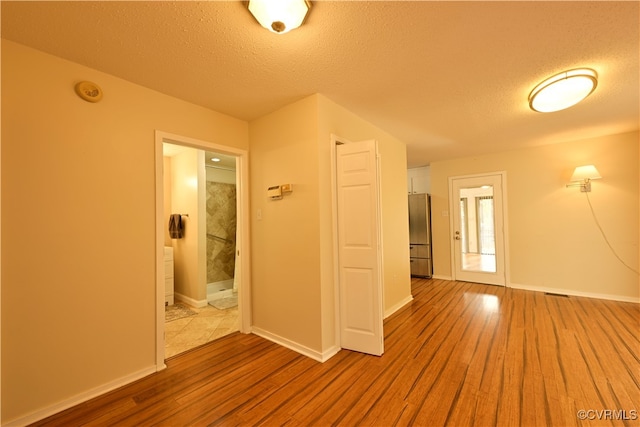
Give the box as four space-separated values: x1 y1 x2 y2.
174 292 208 308
385 294 413 318
251 327 340 363
4 366 157 426
509 282 640 303
319 345 341 362
432 274 453 281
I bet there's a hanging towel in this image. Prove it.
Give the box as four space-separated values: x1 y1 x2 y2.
169 214 184 239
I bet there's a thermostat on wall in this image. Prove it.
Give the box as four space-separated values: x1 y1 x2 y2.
267 185 282 200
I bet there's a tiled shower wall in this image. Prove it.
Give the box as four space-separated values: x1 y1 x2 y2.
206 181 237 283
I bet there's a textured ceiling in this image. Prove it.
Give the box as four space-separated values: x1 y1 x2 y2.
2 1 639 166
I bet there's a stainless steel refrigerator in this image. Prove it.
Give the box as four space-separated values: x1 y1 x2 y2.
409 193 433 278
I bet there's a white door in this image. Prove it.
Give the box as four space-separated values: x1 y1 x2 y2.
450 173 506 286
336 140 384 356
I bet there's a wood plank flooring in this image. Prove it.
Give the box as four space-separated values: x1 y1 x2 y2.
33 279 640 426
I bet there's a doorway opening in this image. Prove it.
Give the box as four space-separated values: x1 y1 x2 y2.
154 131 251 369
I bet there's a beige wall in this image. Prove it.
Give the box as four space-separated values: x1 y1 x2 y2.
170 148 207 302
206 166 236 184
163 157 173 246
430 131 639 300
248 94 411 357
249 95 324 351
1 40 248 423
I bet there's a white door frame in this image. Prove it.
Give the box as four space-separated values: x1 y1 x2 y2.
331 134 349 350
330 134 384 355
154 130 251 370
448 171 510 286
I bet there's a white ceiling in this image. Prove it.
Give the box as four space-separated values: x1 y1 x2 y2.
3 1 638 167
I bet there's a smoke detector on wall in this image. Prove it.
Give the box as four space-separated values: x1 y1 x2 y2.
74 81 103 103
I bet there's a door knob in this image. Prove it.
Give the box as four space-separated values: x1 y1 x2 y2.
454 230 460 240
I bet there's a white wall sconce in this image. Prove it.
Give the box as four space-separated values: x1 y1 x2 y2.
566 165 601 192
529 68 598 113
247 0 311 34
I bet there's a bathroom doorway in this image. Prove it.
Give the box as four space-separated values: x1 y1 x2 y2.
154 131 251 369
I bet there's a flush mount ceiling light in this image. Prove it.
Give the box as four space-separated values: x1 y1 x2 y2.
529 68 598 113
247 0 311 34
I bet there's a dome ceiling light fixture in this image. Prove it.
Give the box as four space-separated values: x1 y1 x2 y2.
528 68 598 113
246 0 311 34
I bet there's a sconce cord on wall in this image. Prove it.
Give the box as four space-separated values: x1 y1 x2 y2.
585 192 640 275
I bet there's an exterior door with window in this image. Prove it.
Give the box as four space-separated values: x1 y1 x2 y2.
450 173 506 286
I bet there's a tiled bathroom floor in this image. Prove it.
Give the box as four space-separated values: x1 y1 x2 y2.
165 303 239 359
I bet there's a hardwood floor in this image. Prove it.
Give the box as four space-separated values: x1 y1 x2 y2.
34 279 639 426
